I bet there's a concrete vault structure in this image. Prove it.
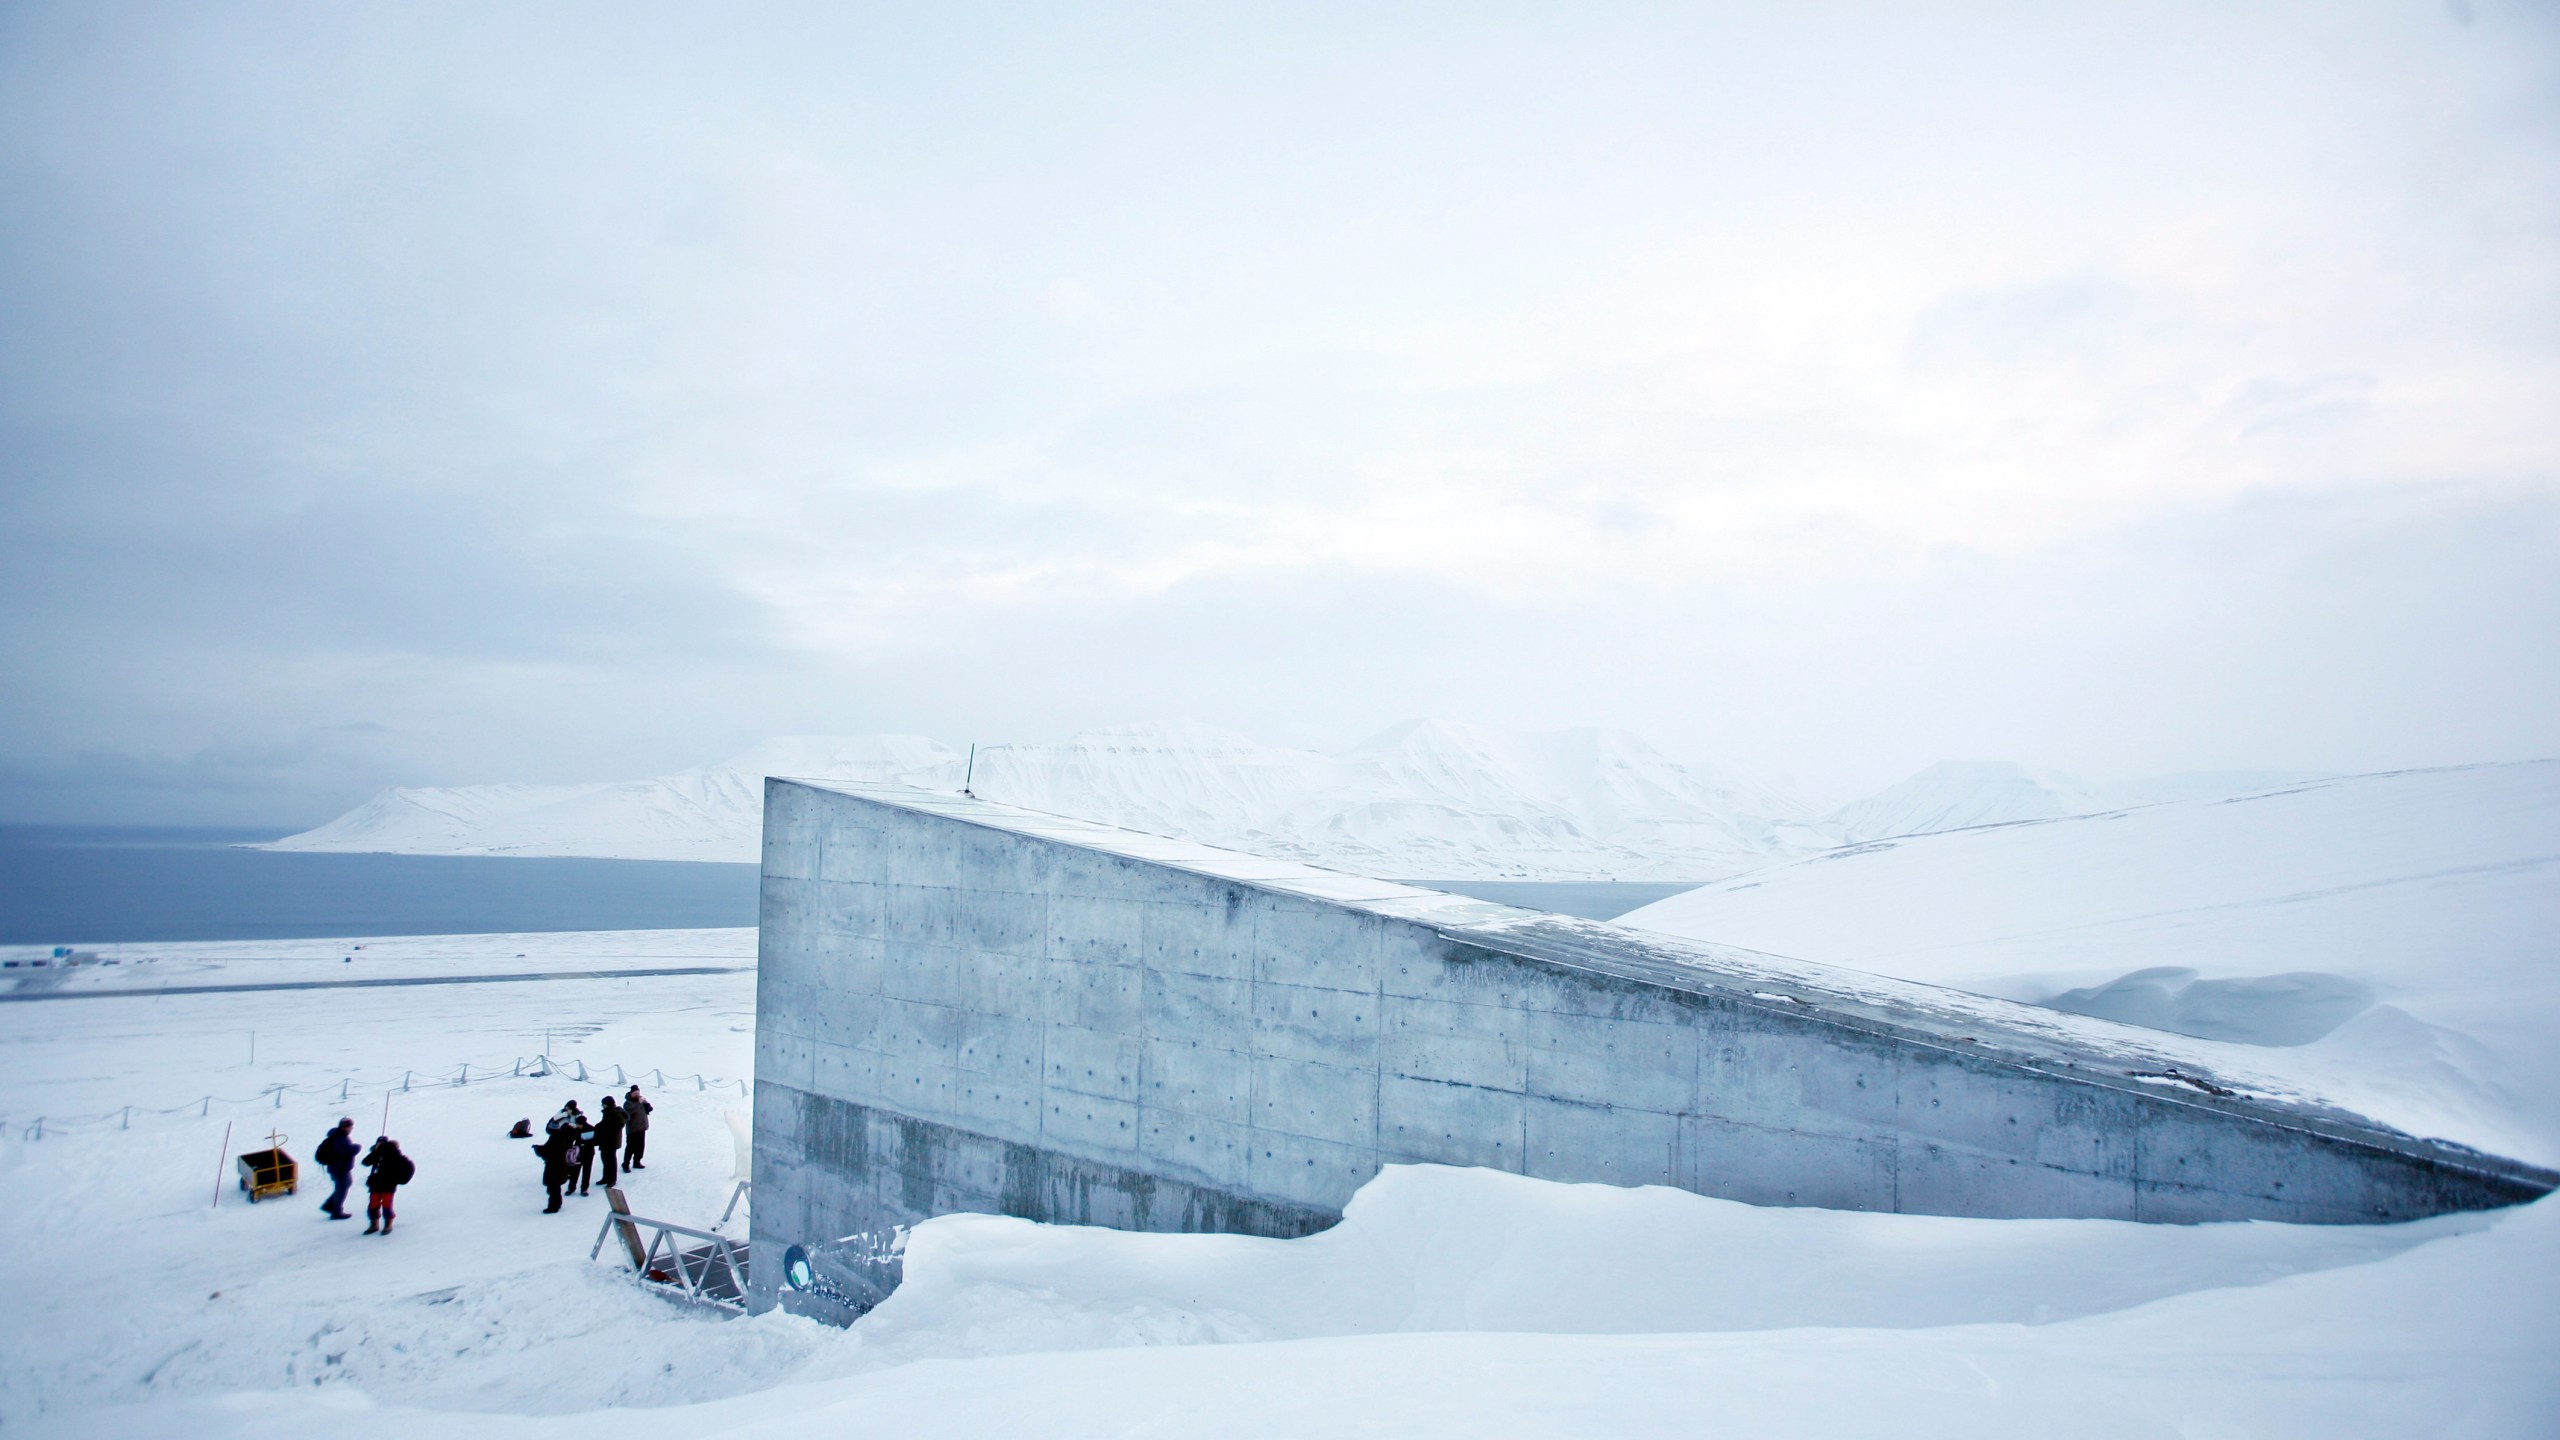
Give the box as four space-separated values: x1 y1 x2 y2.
748 779 2553 1315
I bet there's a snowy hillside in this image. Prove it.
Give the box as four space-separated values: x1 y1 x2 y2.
273 722 1833 880
1620 761 2560 1166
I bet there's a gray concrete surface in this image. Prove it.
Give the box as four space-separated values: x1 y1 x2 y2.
749 779 2556 1316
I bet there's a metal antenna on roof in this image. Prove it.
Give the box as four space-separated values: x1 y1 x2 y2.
963 743 977 798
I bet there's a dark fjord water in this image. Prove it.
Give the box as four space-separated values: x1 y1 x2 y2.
0 827 1700 945
0 826 761 944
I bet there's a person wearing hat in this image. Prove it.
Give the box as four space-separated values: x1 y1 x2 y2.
622 1085 652 1171
360 1136 414 1235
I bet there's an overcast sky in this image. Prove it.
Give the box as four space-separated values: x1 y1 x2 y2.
3 1 2555 824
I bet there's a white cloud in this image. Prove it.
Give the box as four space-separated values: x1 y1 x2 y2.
1 1 2554 818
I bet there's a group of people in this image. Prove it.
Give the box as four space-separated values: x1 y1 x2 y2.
299 1082 656 1233
533 1084 653 1212
313 1118 413 1234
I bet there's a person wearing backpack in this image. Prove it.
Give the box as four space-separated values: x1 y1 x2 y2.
313 1118 359 1221
592 1095 627 1188
534 1116 579 1213
361 1137 414 1235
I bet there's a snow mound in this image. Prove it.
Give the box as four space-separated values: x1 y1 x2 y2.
817 1163 2478 1374
2043 965 2378 1046
1823 759 2323 842
1621 760 2560 1164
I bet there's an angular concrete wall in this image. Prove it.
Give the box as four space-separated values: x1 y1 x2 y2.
750 780 2553 1314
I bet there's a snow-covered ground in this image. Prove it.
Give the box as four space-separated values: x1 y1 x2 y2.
0 929 794 1425
1621 761 2560 1167
0 927 753 996
5 927 2555 1436
268 722 2306 881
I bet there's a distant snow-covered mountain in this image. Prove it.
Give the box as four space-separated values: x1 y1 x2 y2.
275 734 962 866
273 726 2325 879
271 722 1834 880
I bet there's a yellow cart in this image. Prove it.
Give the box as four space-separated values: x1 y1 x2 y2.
236 1140 297 1202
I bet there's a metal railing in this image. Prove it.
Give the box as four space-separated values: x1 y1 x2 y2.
591 1203 751 1311
8 1056 752 1141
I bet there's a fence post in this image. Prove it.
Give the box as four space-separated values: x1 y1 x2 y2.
457 1064 468 1087
340 1078 349 1101
402 1071 411 1093
123 1105 132 1129
274 1086 284 1109
201 1096 209 1117
696 1074 706 1092
574 1059 588 1082
614 1064 626 1085
653 1069 663 1086
513 1058 522 1077
31 1118 41 1140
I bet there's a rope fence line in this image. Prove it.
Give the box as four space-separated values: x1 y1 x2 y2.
5 1056 754 1141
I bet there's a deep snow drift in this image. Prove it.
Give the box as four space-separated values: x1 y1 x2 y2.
1621 761 2560 1166
271 723 2299 881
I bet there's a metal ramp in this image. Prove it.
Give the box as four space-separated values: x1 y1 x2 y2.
590 1187 750 1311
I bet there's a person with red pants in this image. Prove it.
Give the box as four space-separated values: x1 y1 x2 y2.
361 1136 414 1234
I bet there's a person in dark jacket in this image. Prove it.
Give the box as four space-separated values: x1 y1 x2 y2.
534 1118 579 1213
570 1103 597 1196
361 1137 413 1235
592 1096 627 1188
622 1086 652 1171
314 1118 359 1220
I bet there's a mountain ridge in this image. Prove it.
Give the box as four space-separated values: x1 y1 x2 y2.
270 725 2326 881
